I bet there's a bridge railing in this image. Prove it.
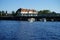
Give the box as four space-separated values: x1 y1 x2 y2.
17 13 38 17
16 13 60 17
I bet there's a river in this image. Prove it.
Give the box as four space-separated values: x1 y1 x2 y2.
0 20 60 40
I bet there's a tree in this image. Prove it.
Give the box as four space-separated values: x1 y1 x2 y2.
38 10 51 14
0 11 2 16
0 11 1 13
1 11 8 16
12 11 16 16
51 11 56 14
2 11 4 14
38 10 58 17
6 11 7 13
5 11 7 16
1 11 5 16
0 11 1 16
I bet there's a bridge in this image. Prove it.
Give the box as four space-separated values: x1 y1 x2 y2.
0 13 60 22
15 13 60 22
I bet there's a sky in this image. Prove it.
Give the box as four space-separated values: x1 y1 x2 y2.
0 0 60 13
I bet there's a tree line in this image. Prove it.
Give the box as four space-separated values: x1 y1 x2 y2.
38 10 60 16
0 10 60 17
0 11 16 16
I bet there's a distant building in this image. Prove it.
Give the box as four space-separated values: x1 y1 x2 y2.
16 8 38 16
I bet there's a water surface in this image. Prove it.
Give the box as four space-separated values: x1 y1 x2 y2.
0 20 60 40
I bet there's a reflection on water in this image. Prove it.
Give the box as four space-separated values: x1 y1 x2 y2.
0 20 60 40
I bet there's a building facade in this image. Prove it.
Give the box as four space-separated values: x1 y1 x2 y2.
16 8 38 16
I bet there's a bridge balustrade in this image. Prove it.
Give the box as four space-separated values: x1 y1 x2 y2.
17 13 38 17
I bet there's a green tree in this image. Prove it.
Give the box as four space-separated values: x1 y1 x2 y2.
2 11 4 14
38 10 51 14
0 11 1 16
12 11 16 16
5 11 8 16
38 10 57 17
2 11 7 16
6 11 7 13
51 11 56 14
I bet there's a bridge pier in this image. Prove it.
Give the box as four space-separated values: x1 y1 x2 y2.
42 18 47 22
39 18 47 22
39 19 42 21
28 18 35 22
51 19 54 21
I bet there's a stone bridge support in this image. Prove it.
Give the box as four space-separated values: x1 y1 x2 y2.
28 18 35 22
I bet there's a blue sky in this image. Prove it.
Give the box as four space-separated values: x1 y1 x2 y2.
0 0 60 13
